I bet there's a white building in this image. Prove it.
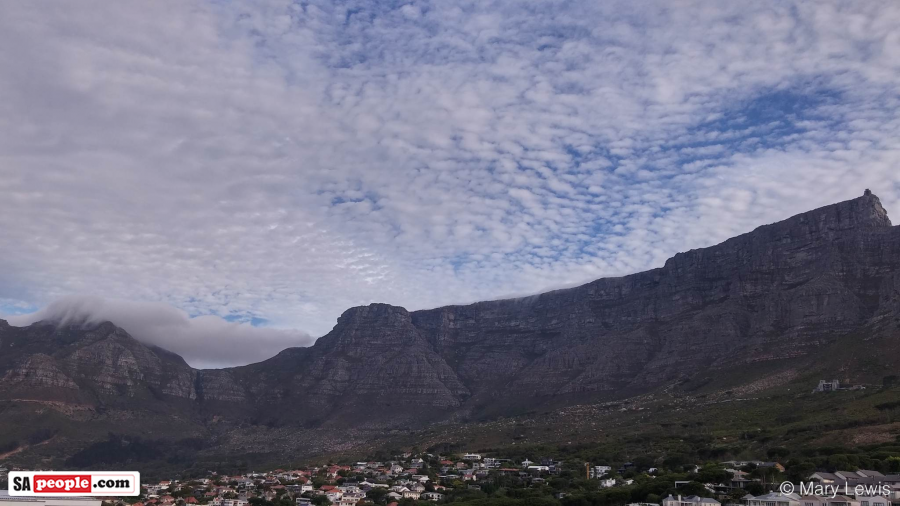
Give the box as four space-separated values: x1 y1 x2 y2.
817 379 840 392
663 495 720 506
745 492 801 506
590 466 612 479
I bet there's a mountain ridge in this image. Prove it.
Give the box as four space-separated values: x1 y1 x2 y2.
2 191 900 464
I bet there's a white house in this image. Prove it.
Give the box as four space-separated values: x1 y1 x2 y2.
663 495 720 506
590 466 612 479
745 493 801 506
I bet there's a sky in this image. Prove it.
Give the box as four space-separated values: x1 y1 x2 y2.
2 1 900 368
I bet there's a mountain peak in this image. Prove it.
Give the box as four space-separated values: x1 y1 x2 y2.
336 303 411 324
803 190 891 229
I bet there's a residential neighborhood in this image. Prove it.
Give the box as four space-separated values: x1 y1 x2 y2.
4 452 896 506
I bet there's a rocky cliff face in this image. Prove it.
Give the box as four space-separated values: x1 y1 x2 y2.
0 321 197 405
2 192 899 429
229 191 900 422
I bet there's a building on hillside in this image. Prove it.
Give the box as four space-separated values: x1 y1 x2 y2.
662 495 720 506
855 496 889 506
816 380 840 392
744 492 801 506
590 466 612 479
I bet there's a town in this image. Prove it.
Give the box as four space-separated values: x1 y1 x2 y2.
5 452 899 506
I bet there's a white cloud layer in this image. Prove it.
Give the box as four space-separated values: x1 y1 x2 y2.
1 1 900 353
5 296 312 369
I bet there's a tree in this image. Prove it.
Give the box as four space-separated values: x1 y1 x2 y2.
367 488 389 504
311 496 332 506
767 448 790 460
744 483 765 496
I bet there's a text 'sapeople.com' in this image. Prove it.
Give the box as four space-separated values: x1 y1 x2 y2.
8 471 141 496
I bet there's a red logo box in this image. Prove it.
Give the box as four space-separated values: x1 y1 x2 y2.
33 475 92 494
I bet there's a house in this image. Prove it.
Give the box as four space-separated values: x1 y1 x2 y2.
817 380 840 392
401 491 421 500
745 492 801 506
463 453 482 461
825 496 860 506
599 478 616 488
725 470 752 489
421 493 444 502
590 466 612 479
663 495 720 506
855 497 889 506
810 473 842 485
296 499 311 506
386 493 402 501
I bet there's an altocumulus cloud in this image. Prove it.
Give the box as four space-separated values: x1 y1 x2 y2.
1 0 900 354
6 296 313 369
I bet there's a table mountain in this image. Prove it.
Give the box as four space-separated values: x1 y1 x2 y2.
2 190 899 442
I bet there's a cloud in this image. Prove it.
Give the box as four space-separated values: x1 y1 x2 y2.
4 296 313 369
0 0 899 339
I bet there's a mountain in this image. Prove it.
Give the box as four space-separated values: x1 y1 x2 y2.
2 190 900 465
